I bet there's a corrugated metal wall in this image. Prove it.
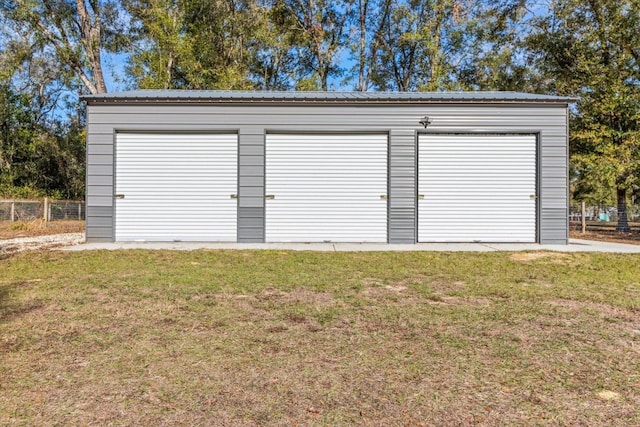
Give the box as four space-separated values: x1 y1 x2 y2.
85 103 568 244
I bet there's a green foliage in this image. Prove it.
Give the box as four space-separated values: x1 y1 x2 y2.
279 0 353 91
248 2 298 90
366 0 463 91
125 0 268 90
0 185 49 199
1 0 127 94
125 0 194 89
527 0 640 209
456 1 540 91
0 84 85 199
0 84 38 190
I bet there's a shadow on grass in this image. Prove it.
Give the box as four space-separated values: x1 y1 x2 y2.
0 249 20 261
0 282 44 324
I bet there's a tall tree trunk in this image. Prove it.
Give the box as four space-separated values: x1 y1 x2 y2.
17 0 109 94
616 187 630 232
356 0 368 91
76 0 107 94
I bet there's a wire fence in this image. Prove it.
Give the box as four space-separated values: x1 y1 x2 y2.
2 198 637 228
0 199 85 222
569 202 640 232
569 204 640 223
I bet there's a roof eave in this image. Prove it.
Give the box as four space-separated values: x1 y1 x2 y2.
82 96 576 106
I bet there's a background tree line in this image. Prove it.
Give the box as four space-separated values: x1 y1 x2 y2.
0 0 638 229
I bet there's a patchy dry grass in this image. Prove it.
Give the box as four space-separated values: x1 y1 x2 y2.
1 250 639 426
0 220 85 239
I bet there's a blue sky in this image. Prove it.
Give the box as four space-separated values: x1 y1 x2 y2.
103 52 129 92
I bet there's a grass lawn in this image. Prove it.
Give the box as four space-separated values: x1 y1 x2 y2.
1 250 639 426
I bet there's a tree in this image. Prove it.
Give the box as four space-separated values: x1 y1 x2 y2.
278 0 353 91
368 0 470 91
125 0 300 90
0 84 36 191
0 7 87 198
249 0 298 90
181 0 259 89
352 0 372 90
42 115 86 199
0 82 84 198
528 0 640 232
455 0 541 92
346 0 390 91
2 0 127 94
125 0 195 89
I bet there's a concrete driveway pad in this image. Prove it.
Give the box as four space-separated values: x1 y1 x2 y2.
62 239 640 253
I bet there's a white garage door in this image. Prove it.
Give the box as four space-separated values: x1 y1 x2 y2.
265 133 388 242
115 133 237 242
418 134 536 243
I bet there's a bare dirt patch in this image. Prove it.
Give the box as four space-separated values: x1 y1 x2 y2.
384 284 408 292
0 233 84 258
361 283 411 299
256 286 335 306
510 252 571 263
282 287 335 305
570 225 640 246
439 295 493 306
545 298 640 321
597 390 623 401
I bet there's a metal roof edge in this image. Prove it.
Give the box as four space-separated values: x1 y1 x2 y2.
81 90 577 105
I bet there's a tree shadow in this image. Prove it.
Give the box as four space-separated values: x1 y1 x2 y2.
0 282 44 324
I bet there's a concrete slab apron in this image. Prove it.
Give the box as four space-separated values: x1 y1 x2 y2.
61 239 640 253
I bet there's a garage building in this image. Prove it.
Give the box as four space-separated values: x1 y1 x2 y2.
83 91 572 244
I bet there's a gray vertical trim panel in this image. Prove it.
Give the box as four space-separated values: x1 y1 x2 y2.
536 133 541 243
566 109 570 244
238 130 265 242
86 104 114 242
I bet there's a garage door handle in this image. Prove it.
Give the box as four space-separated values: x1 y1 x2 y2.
418 194 425 200
380 195 387 200
230 194 238 199
114 194 125 199
530 194 537 200
265 194 275 200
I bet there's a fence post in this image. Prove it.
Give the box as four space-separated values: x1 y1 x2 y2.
44 197 49 222
10 202 15 222
78 203 82 220
581 201 586 234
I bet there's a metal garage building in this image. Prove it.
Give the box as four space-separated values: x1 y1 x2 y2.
83 91 572 244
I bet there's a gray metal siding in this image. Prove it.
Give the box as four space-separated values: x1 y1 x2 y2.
85 104 568 244
84 113 114 242
238 131 265 242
